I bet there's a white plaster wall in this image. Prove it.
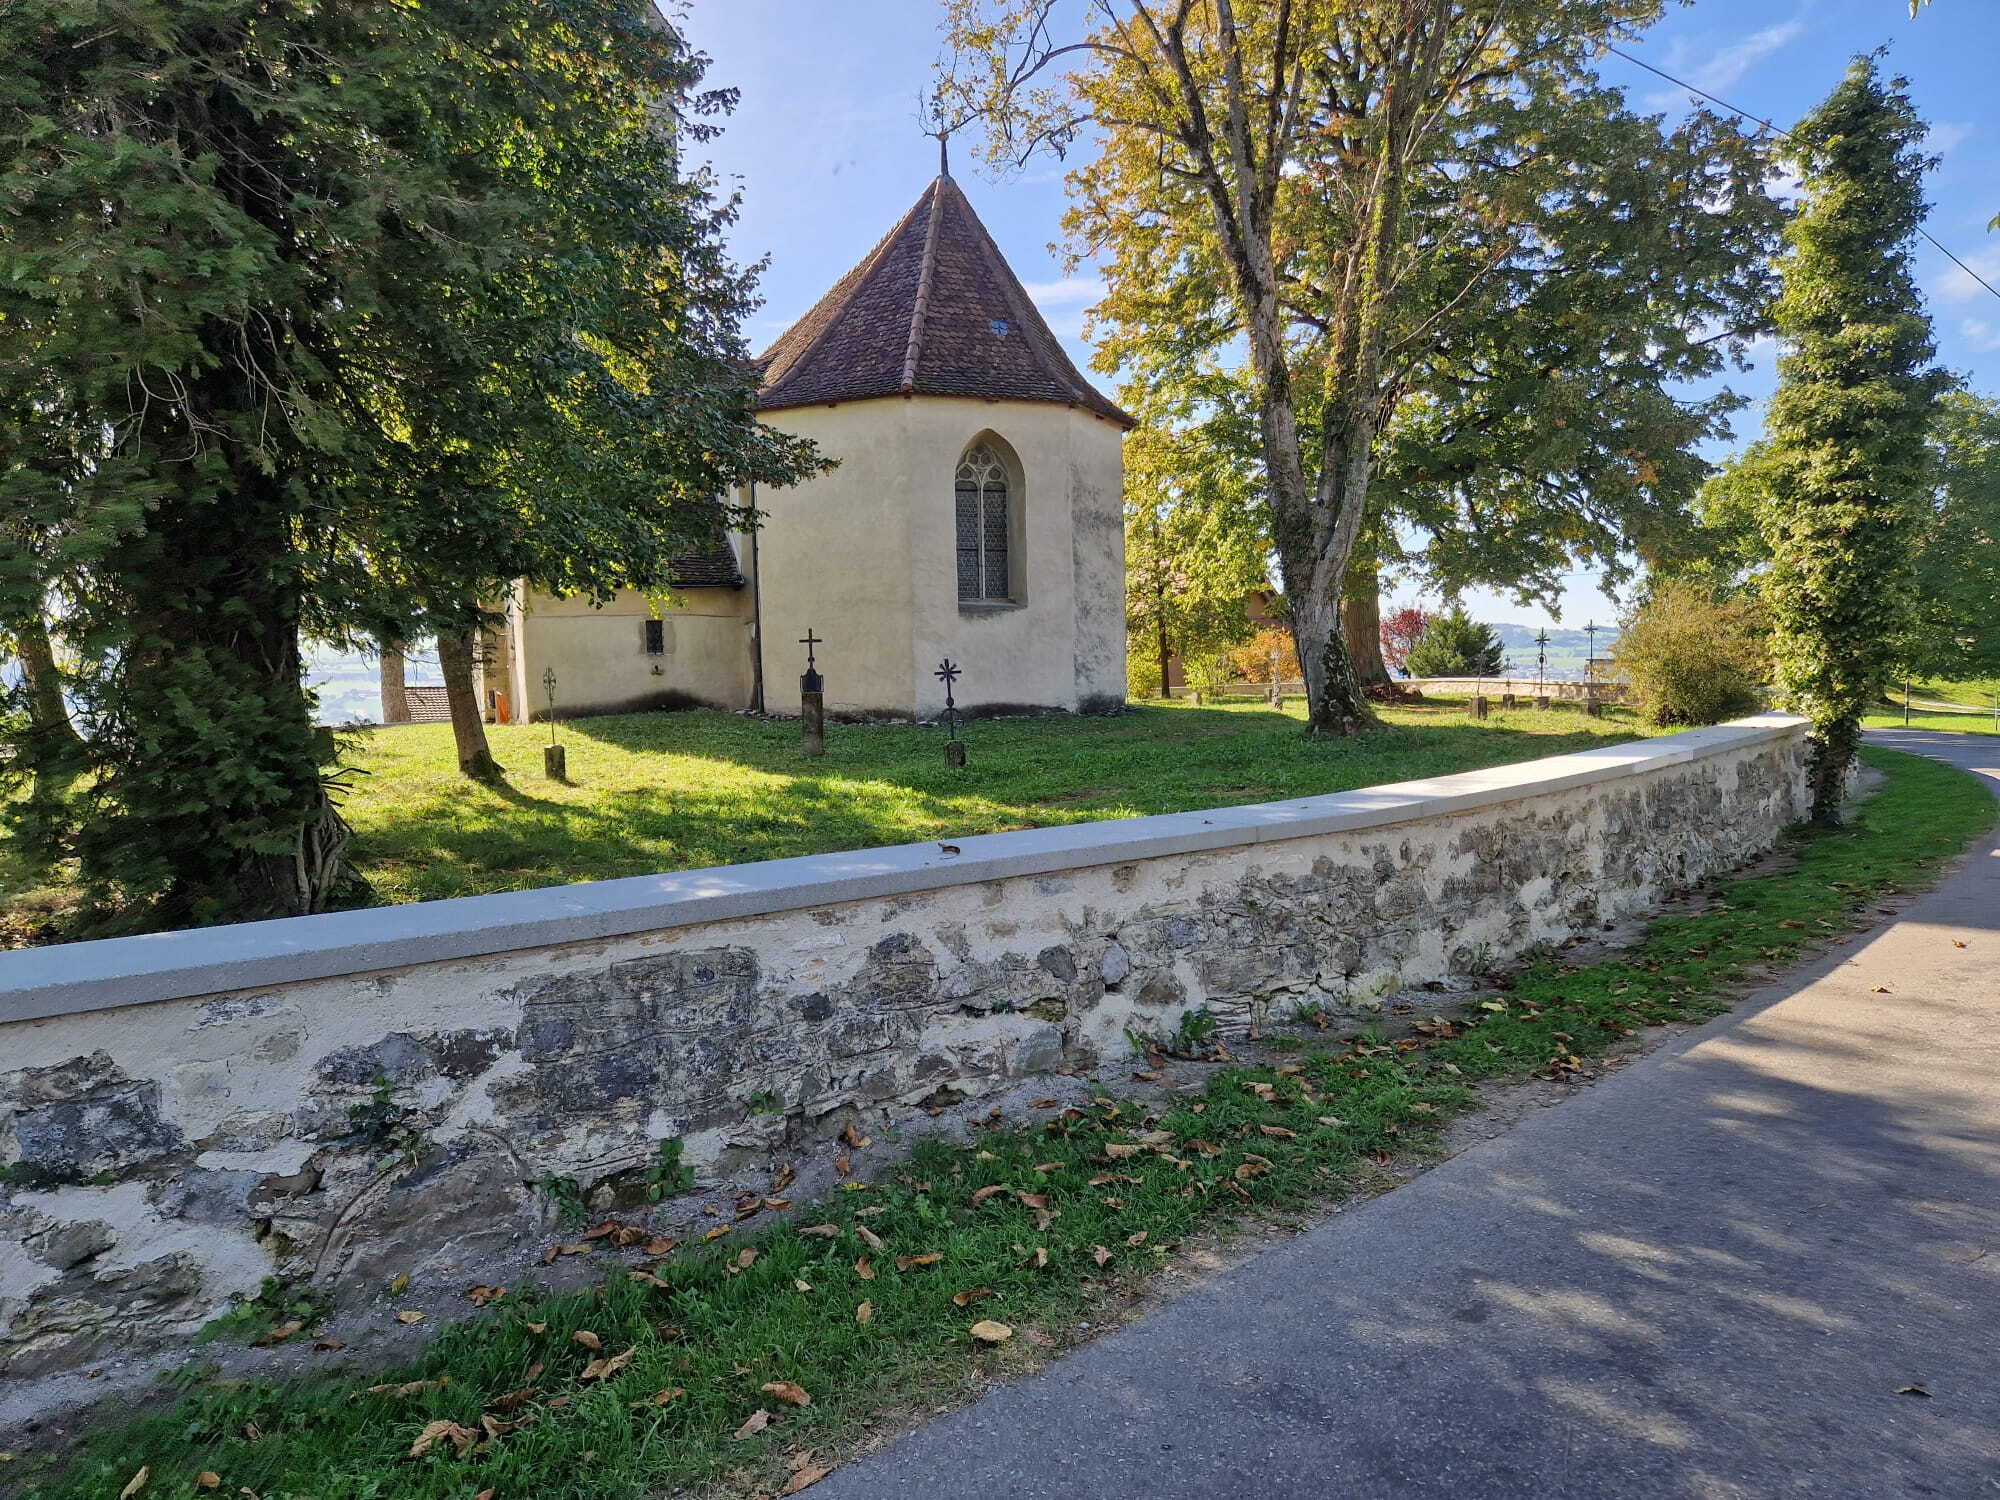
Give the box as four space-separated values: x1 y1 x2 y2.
754 397 1126 718
518 586 752 717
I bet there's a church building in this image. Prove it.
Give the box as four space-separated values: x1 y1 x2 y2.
472 164 1133 726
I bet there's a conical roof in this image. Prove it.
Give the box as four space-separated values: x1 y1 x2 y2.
755 174 1133 428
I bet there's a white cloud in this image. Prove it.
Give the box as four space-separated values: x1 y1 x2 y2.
1928 121 1974 155
1960 318 2000 354
1021 276 1103 307
1644 18 1805 110
1938 248 2000 304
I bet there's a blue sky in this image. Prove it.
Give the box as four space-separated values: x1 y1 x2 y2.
674 0 2000 629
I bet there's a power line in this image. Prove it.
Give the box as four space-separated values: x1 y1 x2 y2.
1605 42 2000 307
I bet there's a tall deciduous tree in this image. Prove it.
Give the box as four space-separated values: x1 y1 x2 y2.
940 0 1779 737
1123 377 1269 696
0 0 823 931
1758 58 1944 823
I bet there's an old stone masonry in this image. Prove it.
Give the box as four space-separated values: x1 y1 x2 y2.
0 723 1810 1390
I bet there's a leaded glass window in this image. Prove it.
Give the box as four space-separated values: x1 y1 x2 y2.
955 443 1011 602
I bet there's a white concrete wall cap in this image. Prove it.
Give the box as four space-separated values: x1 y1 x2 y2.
0 715 1806 1024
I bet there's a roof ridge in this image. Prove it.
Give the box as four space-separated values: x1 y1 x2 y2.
899 177 948 393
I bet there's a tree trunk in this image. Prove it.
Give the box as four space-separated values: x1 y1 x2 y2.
378 635 410 723
1807 720 1858 827
1340 557 1391 690
1156 604 1171 701
7 612 82 752
438 628 500 780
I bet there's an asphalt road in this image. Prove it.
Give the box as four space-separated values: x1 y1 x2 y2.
812 730 2000 1500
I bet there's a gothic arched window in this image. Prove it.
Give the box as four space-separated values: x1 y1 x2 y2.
955 442 1012 602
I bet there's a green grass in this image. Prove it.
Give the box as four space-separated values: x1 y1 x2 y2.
1863 711 1999 736
15 746 1991 1500
336 699 1649 906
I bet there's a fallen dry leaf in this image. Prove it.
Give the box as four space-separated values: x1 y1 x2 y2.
572 1330 603 1351
195 1476 220 1492
854 1255 876 1281
855 1301 873 1324
738 1248 759 1269
463 1284 507 1307
855 1225 886 1252
1896 1384 1932 1398
629 1270 670 1288
312 1337 347 1351
582 1219 623 1241
1093 1245 1113 1267
579 1347 635 1382
798 1223 839 1238
408 1419 478 1460
645 1237 678 1256
524 1321 548 1334
970 1185 1008 1206
794 1278 813 1292
896 1253 942 1270
394 1310 425 1325
1259 1125 1298 1140
1031 1247 1049 1268
119 1467 148 1499
969 1320 1013 1344
1029 1097 1059 1109
782 1461 833 1495
1872 986 1892 994
834 1152 852 1177
486 1386 540 1412
702 1225 732 1243
841 1121 871 1149
1125 1231 1149 1247
632 1387 685 1409
389 1272 411 1294
734 1409 774 1440
253 1320 304 1347
772 1163 798 1192
762 1380 812 1407
1014 1191 1051 1211
1033 1162 1064 1173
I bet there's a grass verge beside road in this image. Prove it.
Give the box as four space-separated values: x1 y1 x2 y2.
11 746 1995 1500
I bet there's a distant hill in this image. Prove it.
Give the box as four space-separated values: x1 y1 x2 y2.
1484 622 1619 682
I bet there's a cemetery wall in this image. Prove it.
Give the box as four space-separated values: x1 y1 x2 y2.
0 717 1808 1387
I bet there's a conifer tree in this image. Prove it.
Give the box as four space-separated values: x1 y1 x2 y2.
1759 58 1944 823
0 1 823 930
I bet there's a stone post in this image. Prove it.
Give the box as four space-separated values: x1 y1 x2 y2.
800 687 825 757
1534 694 1551 711
1471 695 1489 720
543 744 567 780
945 740 967 770
1501 692 1516 709
799 628 825 758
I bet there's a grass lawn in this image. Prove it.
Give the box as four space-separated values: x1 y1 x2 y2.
15 745 1993 1500
338 698 1650 907
1862 709 1999 735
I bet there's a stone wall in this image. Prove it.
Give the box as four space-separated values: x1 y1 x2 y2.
0 719 1809 1389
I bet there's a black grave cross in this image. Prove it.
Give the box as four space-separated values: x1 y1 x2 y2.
936 658 967 767
799 628 823 694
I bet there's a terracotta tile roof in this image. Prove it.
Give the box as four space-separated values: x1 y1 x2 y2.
755 175 1135 429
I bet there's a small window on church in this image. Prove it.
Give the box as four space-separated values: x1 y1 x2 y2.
956 443 1012 603
642 618 665 655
